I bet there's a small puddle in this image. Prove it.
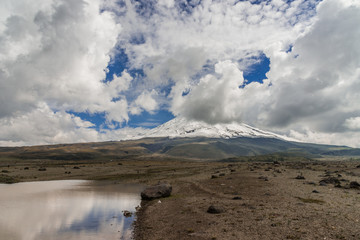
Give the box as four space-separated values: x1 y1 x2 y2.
0 180 144 240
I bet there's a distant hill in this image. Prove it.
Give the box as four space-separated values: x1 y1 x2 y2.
137 137 358 160
0 136 359 162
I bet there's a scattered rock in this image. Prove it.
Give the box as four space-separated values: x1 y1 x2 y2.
319 177 340 185
141 183 172 200
207 205 224 214
349 181 360 189
312 190 320 193
295 175 305 180
258 176 268 181
232 196 242 200
123 210 132 217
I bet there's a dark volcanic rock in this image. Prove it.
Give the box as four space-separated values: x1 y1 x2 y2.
295 175 305 180
207 205 224 214
141 183 172 200
319 177 340 185
349 181 360 189
232 196 243 200
258 176 268 181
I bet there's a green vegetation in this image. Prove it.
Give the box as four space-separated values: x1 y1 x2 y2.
0 174 18 184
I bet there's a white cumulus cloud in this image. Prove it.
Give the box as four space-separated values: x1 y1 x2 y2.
1 0 360 147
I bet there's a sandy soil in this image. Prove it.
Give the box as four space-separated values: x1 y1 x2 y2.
1 158 360 239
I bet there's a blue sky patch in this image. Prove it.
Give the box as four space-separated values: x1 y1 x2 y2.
243 53 270 84
105 48 129 82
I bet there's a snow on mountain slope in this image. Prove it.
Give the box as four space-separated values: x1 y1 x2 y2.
140 117 294 141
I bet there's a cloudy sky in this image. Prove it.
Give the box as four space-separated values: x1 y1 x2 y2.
0 0 360 147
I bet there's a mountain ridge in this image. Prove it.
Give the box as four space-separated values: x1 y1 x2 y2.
138 117 295 142
1 118 359 161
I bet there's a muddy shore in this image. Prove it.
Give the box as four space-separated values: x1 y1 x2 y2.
1 158 360 239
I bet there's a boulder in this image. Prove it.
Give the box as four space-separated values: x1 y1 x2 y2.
207 205 224 214
141 183 172 200
319 177 340 185
349 181 360 189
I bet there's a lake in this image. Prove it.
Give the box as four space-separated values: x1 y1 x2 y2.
0 180 144 240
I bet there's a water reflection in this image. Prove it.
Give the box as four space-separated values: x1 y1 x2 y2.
0 180 143 240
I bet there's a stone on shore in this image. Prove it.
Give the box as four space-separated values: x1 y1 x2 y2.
141 183 172 200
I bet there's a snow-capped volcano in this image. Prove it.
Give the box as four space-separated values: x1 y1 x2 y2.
140 117 293 141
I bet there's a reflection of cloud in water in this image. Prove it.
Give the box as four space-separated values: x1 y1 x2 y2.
0 180 142 240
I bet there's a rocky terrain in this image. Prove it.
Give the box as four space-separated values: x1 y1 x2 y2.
134 160 360 240
1 153 359 239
